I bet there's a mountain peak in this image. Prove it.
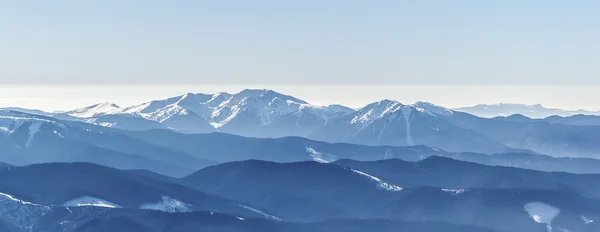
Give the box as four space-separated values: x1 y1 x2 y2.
236 89 308 105
92 102 120 109
66 102 121 118
177 93 213 105
412 101 453 116
349 100 405 125
369 99 404 110
360 99 403 109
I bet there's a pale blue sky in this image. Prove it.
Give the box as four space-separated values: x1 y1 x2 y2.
0 1 599 110
1 1 599 84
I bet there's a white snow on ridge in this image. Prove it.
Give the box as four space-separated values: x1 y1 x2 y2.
139 196 191 213
0 192 38 206
61 89 355 131
63 196 121 208
0 115 68 146
441 188 468 195
412 101 454 116
298 104 338 121
350 100 404 126
524 202 560 232
238 204 281 221
0 116 66 133
351 169 403 192
305 147 337 163
66 102 121 118
211 105 241 128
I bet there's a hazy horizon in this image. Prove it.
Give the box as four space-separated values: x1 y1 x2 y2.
3 1 599 112
1 84 598 112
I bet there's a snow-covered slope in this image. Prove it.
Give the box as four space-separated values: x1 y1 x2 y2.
310 100 507 153
63 196 122 208
65 103 121 118
524 202 561 232
0 110 68 150
412 101 454 116
139 196 191 213
71 89 352 136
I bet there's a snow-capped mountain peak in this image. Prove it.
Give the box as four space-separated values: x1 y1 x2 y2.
209 89 312 127
176 93 213 105
41 89 356 136
66 102 121 118
207 92 233 107
237 89 307 105
350 99 406 125
412 101 454 116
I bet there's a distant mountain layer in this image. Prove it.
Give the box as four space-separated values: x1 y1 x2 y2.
494 114 600 126
0 110 216 177
333 156 600 198
455 103 600 119
310 99 508 154
124 129 600 174
180 159 600 232
0 162 263 217
2 110 600 178
2 161 600 232
0 199 495 232
6 90 600 158
435 111 600 158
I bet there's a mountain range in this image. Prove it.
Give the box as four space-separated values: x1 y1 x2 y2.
455 103 600 119
2 160 600 232
3 109 600 177
52 89 352 137
3 88 600 231
6 89 600 158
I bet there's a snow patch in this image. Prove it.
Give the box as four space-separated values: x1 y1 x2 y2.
63 196 121 208
139 196 192 213
351 169 403 192
0 116 66 135
0 192 38 206
350 100 404 127
441 188 468 195
53 130 64 138
211 105 241 128
305 147 337 163
25 122 42 147
239 204 281 221
401 107 414 145
524 202 561 232
582 215 594 224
